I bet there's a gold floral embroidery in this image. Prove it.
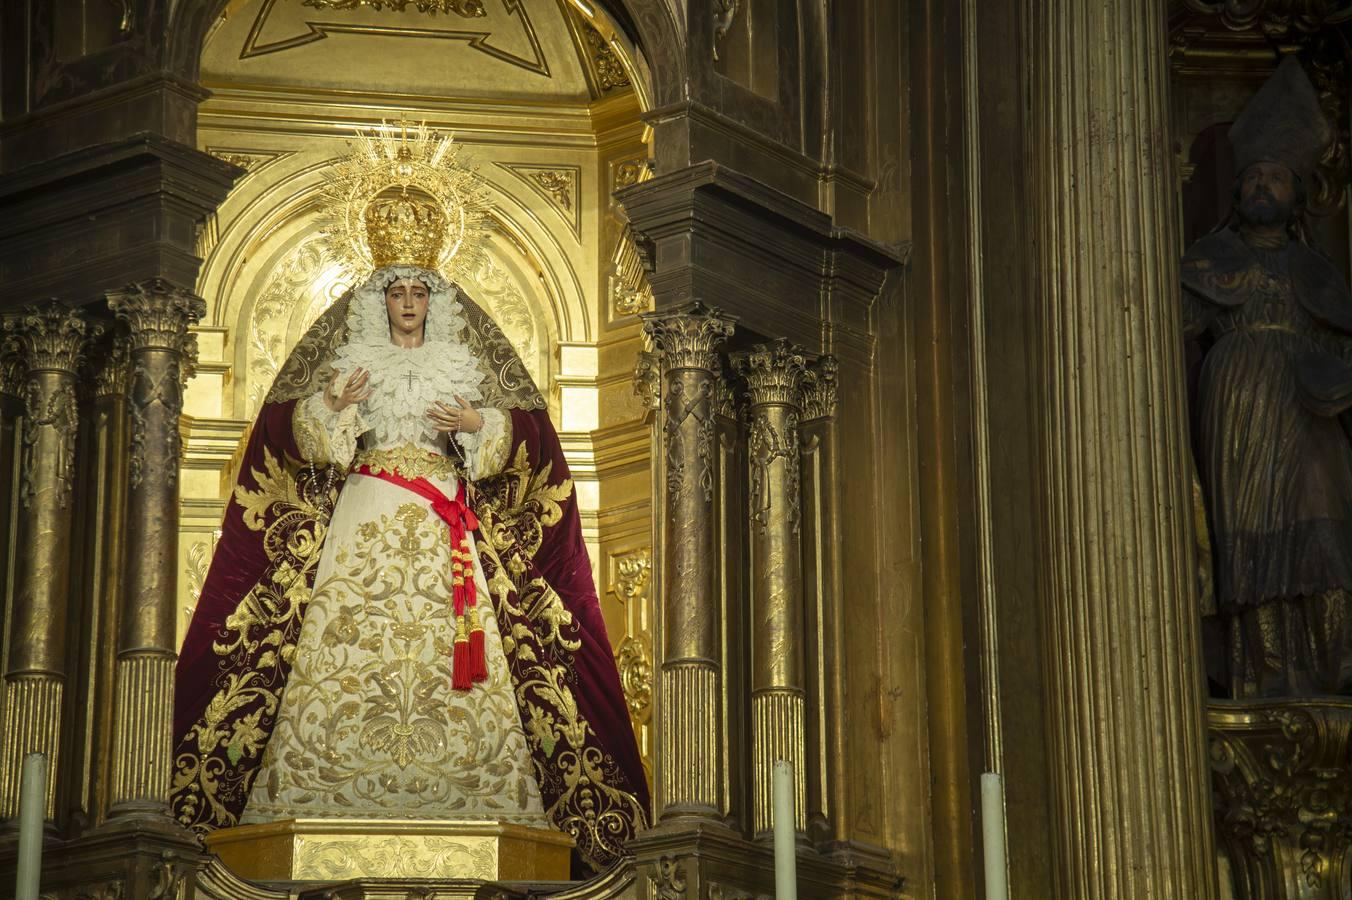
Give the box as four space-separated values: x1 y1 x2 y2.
241 496 540 820
172 449 338 833
354 442 461 482
471 438 647 869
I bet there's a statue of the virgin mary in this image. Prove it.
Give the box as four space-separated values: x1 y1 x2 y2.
169 125 649 873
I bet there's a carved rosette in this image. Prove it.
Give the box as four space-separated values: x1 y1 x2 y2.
1209 699 1352 899
640 303 735 821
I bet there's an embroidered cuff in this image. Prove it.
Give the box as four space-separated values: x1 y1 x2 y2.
457 407 512 479
295 390 367 468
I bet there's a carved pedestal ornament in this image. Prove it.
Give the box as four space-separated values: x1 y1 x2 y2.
641 302 736 821
738 340 808 837
105 279 205 821
0 302 99 821
1209 700 1352 899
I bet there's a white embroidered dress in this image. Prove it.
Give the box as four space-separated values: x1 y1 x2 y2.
241 267 546 824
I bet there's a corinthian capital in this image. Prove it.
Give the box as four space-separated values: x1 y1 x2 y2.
799 356 839 421
738 339 807 407
0 337 22 400
3 301 100 374
93 333 133 399
107 279 206 353
641 302 736 372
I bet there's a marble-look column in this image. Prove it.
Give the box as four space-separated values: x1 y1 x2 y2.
737 340 808 837
1026 0 1218 895
0 302 99 822
798 357 843 844
104 279 204 821
641 302 736 822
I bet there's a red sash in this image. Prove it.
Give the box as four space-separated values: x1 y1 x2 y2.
353 465 487 690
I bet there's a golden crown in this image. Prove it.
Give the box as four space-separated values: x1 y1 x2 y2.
317 120 488 278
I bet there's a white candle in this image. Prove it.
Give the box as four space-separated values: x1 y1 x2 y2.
980 772 1009 900
773 760 798 900
16 752 47 900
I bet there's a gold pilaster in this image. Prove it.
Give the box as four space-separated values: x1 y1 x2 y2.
88 337 131 825
0 302 98 822
642 302 736 821
738 340 808 837
106 279 205 820
798 357 842 844
1028 0 1218 895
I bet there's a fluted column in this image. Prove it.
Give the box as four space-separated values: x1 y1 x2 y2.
1027 0 1217 896
88 336 131 825
0 302 99 822
738 340 807 837
105 279 204 821
641 302 736 822
798 357 843 844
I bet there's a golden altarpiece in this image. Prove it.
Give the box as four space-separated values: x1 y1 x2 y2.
3 0 1352 898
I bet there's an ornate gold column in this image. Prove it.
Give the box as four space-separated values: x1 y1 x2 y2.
0 302 98 822
1027 0 1218 895
641 302 736 822
738 340 808 837
105 280 204 822
798 357 843 844
87 338 131 825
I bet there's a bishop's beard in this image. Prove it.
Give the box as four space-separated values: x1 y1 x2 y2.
1239 189 1295 228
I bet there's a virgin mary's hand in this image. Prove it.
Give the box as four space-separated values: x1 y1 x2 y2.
325 368 372 412
427 395 484 434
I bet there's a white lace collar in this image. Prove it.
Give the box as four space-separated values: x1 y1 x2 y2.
331 339 485 447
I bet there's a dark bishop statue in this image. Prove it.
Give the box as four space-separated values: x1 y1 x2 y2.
1184 55 1352 699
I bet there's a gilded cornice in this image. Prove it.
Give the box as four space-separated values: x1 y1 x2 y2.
738 339 806 407
640 303 736 372
1179 0 1352 34
107 279 207 353
799 356 838 421
3 301 99 374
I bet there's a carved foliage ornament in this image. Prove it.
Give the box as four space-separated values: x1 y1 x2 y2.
301 0 485 15
740 342 807 534
582 23 631 92
4 302 99 511
800 356 839 421
1181 0 1352 35
108 281 206 490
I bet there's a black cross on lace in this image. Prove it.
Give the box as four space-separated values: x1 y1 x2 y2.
403 372 418 391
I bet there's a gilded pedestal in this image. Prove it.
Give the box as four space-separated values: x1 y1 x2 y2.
738 340 808 838
0 302 98 822
1210 699 1352 900
642 303 736 822
204 819 574 883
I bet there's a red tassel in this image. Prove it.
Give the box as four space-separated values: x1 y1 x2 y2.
452 636 471 691
469 625 487 682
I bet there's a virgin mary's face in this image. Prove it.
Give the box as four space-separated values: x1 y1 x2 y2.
385 278 430 341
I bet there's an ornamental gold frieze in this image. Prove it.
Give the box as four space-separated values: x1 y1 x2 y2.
799 356 839 422
20 378 79 510
641 303 737 373
662 377 718 504
108 279 207 353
